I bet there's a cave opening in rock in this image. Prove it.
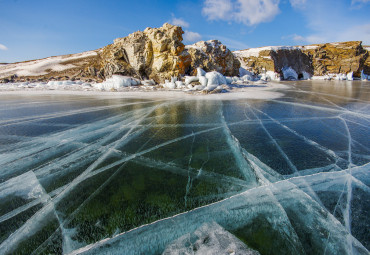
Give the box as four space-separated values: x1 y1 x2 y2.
298 73 304 80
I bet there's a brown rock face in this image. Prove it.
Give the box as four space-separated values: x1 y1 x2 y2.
185 40 240 76
97 32 239 82
96 23 191 83
364 47 370 75
235 41 370 78
302 41 368 77
235 47 312 78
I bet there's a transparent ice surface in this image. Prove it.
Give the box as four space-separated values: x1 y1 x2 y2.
0 80 369 254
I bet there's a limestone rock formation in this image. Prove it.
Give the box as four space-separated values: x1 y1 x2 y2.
234 46 312 79
302 41 368 76
96 23 191 83
185 40 240 77
0 24 238 84
234 41 370 79
96 32 239 83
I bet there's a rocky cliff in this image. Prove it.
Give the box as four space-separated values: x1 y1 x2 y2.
93 23 191 83
0 23 238 84
234 41 370 79
2 25 370 83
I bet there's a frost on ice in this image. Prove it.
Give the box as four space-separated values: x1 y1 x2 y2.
0 83 369 255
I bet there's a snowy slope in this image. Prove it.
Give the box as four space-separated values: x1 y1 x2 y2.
0 50 98 78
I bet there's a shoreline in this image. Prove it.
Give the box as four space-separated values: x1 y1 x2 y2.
0 82 289 100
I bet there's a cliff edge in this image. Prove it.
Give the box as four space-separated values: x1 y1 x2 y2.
234 41 370 80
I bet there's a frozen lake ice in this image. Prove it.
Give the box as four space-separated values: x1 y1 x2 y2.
0 80 369 254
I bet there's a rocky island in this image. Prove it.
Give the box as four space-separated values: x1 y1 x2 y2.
0 23 369 93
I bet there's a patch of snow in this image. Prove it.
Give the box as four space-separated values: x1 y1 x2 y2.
142 79 156 86
199 76 208 86
225 77 233 84
300 45 319 50
94 75 141 90
196 68 206 77
239 67 254 77
184 45 203 51
203 84 218 92
311 72 356 81
234 46 299 58
0 50 97 78
193 85 205 91
233 45 319 59
242 74 254 82
346 72 353 81
261 71 281 81
205 71 227 86
185 76 199 85
311 75 330 80
175 81 185 89
334 73 347 81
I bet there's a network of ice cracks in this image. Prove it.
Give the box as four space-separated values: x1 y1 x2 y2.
0 84 369 255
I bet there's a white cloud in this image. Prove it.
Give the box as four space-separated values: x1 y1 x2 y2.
202 0 280 26
295 24 370 45
170 16 190 28
183 31 202 42
286 0 370 45
202 0 233 21
236 0 280 25
289 0 307 9
282 34 306 42
0 44 8 51
293 34 305 42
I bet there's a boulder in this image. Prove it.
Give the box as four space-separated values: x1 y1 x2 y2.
185 40 240 77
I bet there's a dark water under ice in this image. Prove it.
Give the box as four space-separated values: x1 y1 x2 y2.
0 80 369 255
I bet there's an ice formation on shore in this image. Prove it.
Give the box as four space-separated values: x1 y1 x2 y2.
361 70 370 81
94 75 141 90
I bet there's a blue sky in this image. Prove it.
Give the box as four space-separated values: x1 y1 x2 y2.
0 0 369 63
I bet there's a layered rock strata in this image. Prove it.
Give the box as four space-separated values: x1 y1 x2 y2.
234 41 370 79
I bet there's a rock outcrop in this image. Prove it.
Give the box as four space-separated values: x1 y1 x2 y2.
95 27 240 83
95 23 191 83
185 40 240 77
0 50 100 83
1 23 240 84
302 41 368 76
2 24 370 83
235 41 370 79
